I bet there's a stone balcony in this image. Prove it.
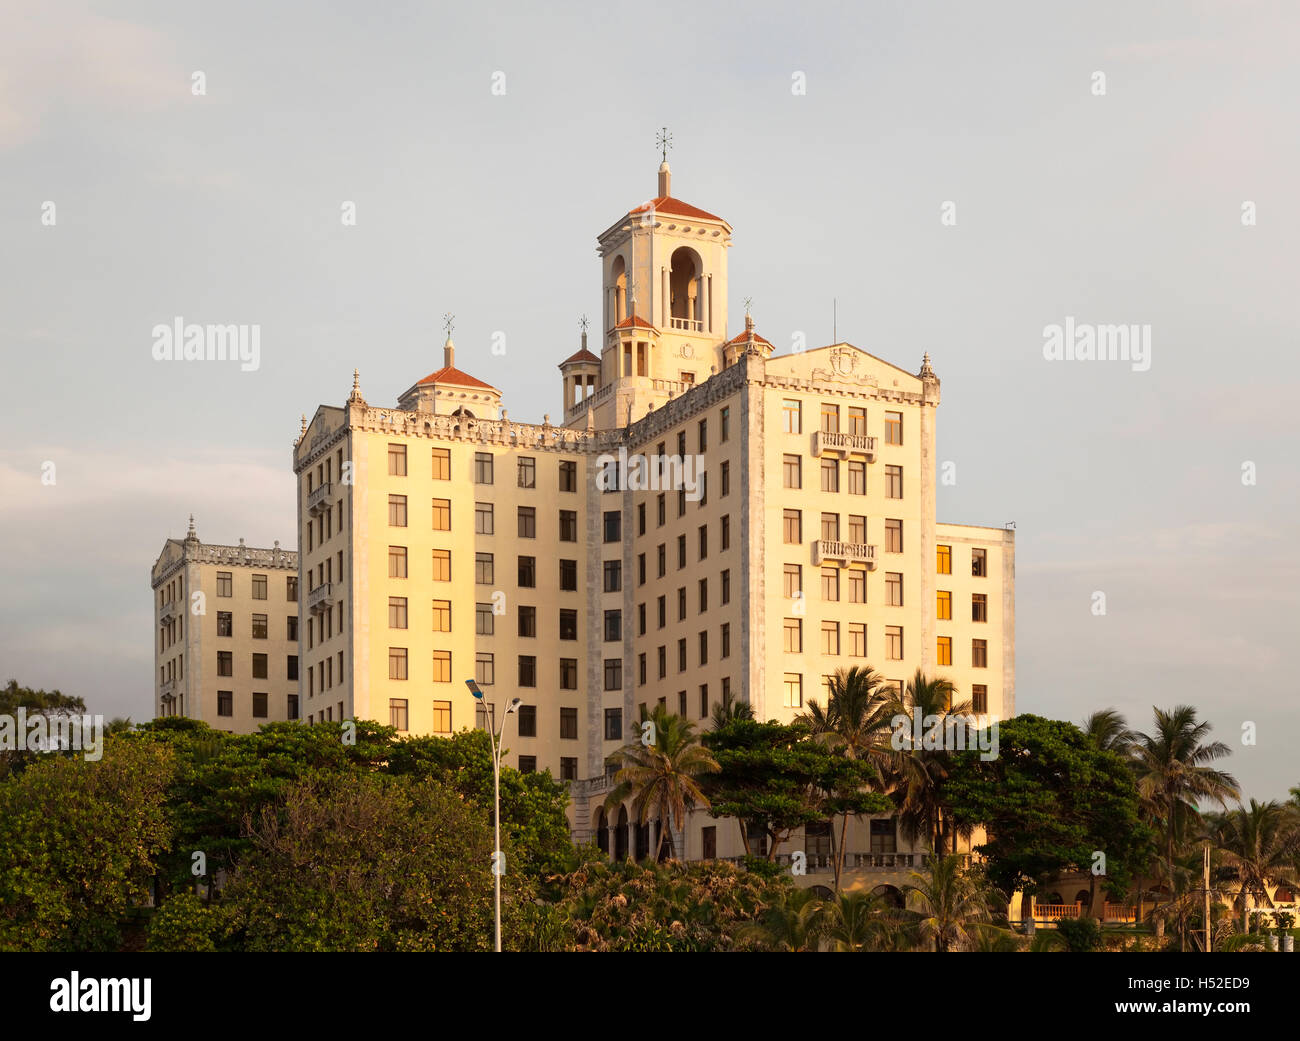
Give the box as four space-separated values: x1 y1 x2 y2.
307 581 334 612
159 599 180 620
669 316 703 332
307 481 332 516
812 430 876 461
813 540 877 569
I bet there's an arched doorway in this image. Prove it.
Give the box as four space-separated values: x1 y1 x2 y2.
669 246 703 330
614 806 628 861
871 884 905 909
594 808 609 856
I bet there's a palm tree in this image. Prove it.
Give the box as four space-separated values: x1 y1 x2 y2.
745 888 830 951
797 666 893 890
604 705 720 862
1081 708 1135 755
1207 800 1299 930
904 852 989 952
1131 705 1239 893
709 686 754 729
888 670 971 856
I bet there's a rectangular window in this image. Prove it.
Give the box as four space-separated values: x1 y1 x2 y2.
474 452 493 485
604 659 622 691
820 458 839 492
474 502 493 535
972 548 988 577
431 650 451 683
937 636 952 667
431 447 450 480
971 685 988 713
720 405 731 442
559 609 578 640
885 465 903 499
885 519 903 553
886 572 903 607
517 703 536 735
287 694 299 720
720 461 730 496
821 512 840 542
217 612 232 637
698 577 708 612
820 402 840 433
476 602 494 635
517 506 536 538
698 525 708 560
848 406 867 436
559 757 577 781
431 600 451 632
657 544 666 577
972 593 988 622
848 567 866 604
849 622 866 657
848 514 866 544
390 698 409 731
677 534 687 569
698 418 707 451
658 645 666 678
251 574 267 600
821 566 839 601
429 497 450 530
783 454 802 489
389 546 408 578
388 443 407 476
517 456 536 489
972 639 988 668
885 411 903 445
560 658 578 690
559 510 578 542
929 548 951 580
604 708 623 741
783 509 802 544
516 555 536 588
557 459 578 492
678 638 687 672
389 647 408 680
217 571 232 597
560 707 578 740
217 691 232 717
432 699 452 733
389 495 408 527
518 605 536 638
677 587 687 621
286 616 298 641
783 398 801 434
657 493 666 526
603 510 621 542
698 630 708 665
721 569 731 604
476 652 495 685
252 614 268 639
388 596 408 629
783 673 803 709
217 650 233 676
783 618 802 654
604 610 622 642
937 590 952 620
848 460 866 495
821 621 840 655
286 576 298 601
252 652 268 679
721 623 730 658
886 626 903 661
475 552 494 585
559 559 577 591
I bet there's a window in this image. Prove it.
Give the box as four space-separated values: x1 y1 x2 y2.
698 577 708 612
657 494 666 526
847 406 866 436
885 465 903 499
475 552 493 585
972 593 988 622
476 652 495 685
556 460 577 493
637 503 646 536
783 398 802 433
604 610 622 642
513 555 535 588
516 704 536 736
658 646 667 678
604 708 623 741
286 616 298 641
217 651 233 676
390 698 409 731
431 447 450 480
559 510 578 541
217 612 232 637
698 630 709 665
558 757 576 781
783 673 803 708
389 597 408 629
389 495 408 527
560 658 578 690
252 614 268 639
848 567 866 604
937 590 952 620
871 818 896 854
849 622 866 657
560 707 578 740
937 544 952 574
783 454 802 489
389 546 408 578
389 647 408 680
885 410 903 445
252 652 268 678
656 544 667 577
783 618 802 653
287 694 299 720
721 623 730 658
677 587 687 620
429 497 449 530
678 638 687 671
848 460 866 495
432 699 452 733
517 456 536 488
603 559 621 592
820 402 839 433
886 572 903 607
886 626 903 660
559 559 577 591
476 602 494 635
517 605 536 638
721 461 730 496
972 639 988 668
698 418 707 451
885 519 902 553
972 548 988 577
431 650 451 683
474 502 493 535
698 525 708 560
388 443 407 476
431 600 451 632
846 515 865 545
638 603 647 635
677 534 687 568
517 506 536 538
217 571 232 597
217 691 233 717
603 511 621 542
937 636 952 667
559 609 578 640
821 512 840 542
474 452 493 484
702 825 717 859
286 576 298 601
251 574 267 600
721 569 731 605
783 509 802 544
971 685 988 713
720 514 731 551
604 659 622 690
821 621 840 655
820 458 839 492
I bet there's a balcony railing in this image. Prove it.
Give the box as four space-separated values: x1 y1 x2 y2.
813 540 877 569
1102 903 1136 922
812 430 876 461
159 677 175 698
716 851 961 874
307 481 332 516
159 599 179 620
670 316 703 332
1033 903 1083 921
307 582 334 612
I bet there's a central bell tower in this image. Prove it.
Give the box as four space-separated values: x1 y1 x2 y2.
581 161 733 429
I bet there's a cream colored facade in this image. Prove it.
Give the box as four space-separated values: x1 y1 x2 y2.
291 162 1015 889
150 520 300 731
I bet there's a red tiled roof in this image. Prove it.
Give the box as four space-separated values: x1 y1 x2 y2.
611 313 657 332
629 196 725 222
724 327 773 347
416 365 498 390
561 348 600 366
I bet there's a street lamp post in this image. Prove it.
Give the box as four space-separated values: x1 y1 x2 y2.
465 679 520 952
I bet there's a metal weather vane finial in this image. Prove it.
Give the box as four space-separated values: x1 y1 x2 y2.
657 126 673 162
442 312 455 337
579 314 589 333
743 296 753 315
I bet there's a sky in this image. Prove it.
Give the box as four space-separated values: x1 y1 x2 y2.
1 0 1297 800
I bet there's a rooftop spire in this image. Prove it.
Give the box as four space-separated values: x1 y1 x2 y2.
349 368 363 403
656 126 673 195
442 312 455 368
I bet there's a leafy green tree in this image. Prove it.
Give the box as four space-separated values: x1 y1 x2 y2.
1206 800 1298 930
0 736 173 951
603 705 719 861
146 891 227 952
0 679 88 778
904 852 990 952
887 670 970 856
945 714 1155 911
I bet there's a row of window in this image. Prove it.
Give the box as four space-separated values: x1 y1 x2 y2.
389 445 583 493
212 573 298 601
214 612 298 640
387 648 584 690
782 456 902 498
307 650 345 698
782 400 904 443
215 690 300 719
215 652 298 680
937 544 990 577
